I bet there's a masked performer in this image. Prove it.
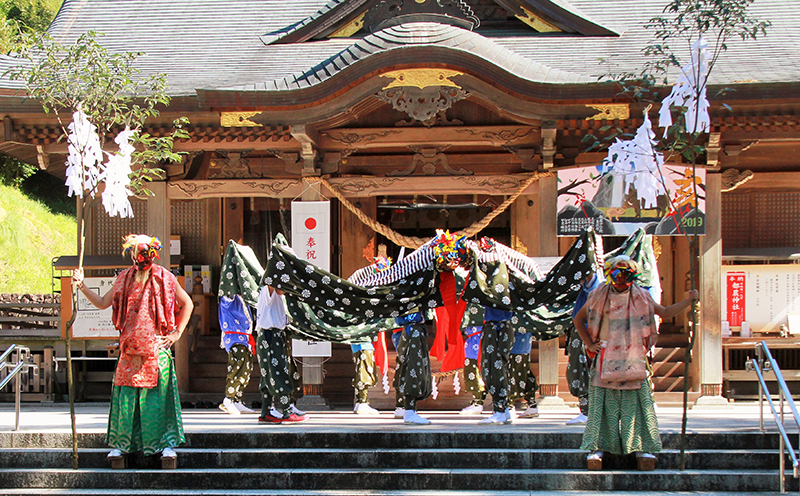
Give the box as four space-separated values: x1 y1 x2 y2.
72 235 193 468
255 284 307 423
574 255 697 471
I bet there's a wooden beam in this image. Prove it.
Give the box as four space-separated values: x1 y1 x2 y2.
167 173 551 200
318 125 538 149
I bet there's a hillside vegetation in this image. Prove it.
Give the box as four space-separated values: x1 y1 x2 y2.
0 182 76 293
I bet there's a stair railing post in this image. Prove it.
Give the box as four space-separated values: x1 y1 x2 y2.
14 357 20 431
757 344 764 432
780 385 786 493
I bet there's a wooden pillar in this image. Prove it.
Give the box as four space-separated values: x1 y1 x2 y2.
694 172 730 408
222 197 244 246
147 182 190 391
146 182 171 261
512 174 563 407
340 197 377 279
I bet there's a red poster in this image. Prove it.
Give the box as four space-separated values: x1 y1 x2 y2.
727 272 746 326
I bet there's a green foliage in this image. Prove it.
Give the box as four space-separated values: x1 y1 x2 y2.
0 182 75 293
587 0 770 165
0 153 36 186
0 0 60 52
6 30 189 199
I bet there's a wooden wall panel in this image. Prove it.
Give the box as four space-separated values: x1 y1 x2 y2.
339 197 376 279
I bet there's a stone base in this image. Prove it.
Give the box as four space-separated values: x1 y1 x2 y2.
297 394 330 411
536 394 568 410
692 394 734 410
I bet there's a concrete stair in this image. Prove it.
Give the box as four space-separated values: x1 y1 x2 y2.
0 429 796 494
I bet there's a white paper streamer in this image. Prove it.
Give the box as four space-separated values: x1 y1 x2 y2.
382 370 390 395
453 370 461 395
431 375 439 400
659 36 711 137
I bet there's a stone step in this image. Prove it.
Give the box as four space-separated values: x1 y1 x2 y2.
0 431 789 451
0 491 788 496
0 467 795 492
0 447 793 471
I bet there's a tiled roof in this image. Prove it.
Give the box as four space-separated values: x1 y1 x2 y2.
236 22 590 93
0 0 796 98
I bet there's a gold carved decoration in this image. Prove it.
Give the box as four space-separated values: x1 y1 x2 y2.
456 127 534 144
585 104 630 121
320 129 402 146
362 237 375 263
388 145 471 177
220 112 264 127
208 151 258 178
242 180 298 195
169 182 225 197
511 234 528 256
453 176 527 193
380 69 463 90
334 177 406 195
329 12 366 38
516 7 561 33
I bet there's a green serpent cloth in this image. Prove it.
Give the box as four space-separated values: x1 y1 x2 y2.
264 236 441 343
106 350 184 455
218 239 264 308
462 230 602 341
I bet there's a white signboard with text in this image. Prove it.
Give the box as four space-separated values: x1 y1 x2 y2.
721 265 800 333
72 277 117 338
291 201 332 357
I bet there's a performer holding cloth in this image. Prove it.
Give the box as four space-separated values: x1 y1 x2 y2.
72 234 193 468
393 312 432 425
574 255 697 471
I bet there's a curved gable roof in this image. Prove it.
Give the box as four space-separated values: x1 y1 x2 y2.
262 0 618 45
226 22 590 93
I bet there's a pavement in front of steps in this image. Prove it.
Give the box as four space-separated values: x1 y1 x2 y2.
0 400 794 435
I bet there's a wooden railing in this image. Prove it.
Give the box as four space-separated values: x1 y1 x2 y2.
0 302 61 340
0 302 60 401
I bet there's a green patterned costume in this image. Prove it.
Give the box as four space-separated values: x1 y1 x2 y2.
351 346 378 403
106 350 185 455
257 327 296 416
225 344 253 402
393 314 432 411
580 369 662 455
479 315 514 413
508 351 539 406
463 357 486 406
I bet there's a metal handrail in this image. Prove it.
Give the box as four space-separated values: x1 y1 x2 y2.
0 344 31 431
0 343 15 363
747 340 800 494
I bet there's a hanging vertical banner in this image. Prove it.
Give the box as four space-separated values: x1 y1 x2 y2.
726 272 746 327
291 200 330 271
291 200 333 358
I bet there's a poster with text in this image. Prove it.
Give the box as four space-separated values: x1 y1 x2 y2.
72 277 117 338
721 265 800 333
557 165 705 236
